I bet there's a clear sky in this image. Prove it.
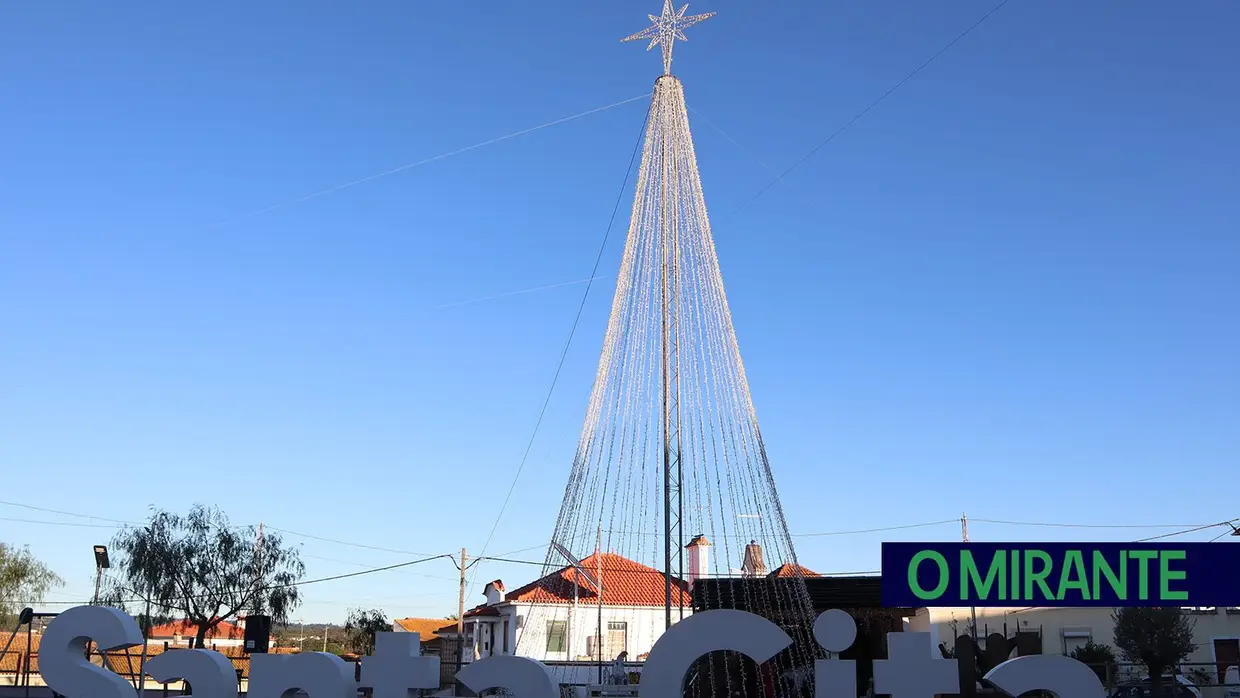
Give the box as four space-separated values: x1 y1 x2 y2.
2 1 1237 624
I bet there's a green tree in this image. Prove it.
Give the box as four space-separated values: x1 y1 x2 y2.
1070 639 1118 685
345 608 392 656
0 542 64 624
104 505 305 648
1112 607 1197 697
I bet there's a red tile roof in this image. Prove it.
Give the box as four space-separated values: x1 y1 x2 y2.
148 619 242 640
463 605 501 618
767 563 820 578
394 617 457 640
504 552 690 607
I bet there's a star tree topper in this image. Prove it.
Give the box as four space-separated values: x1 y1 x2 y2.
621 0 715 76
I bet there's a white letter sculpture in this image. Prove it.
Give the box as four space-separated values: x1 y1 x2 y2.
456 656 556 698
144 648 239 698
360 632 440 698
985 655 1107 698
30 603 1116 698
250 652 355 698
814 609 858 698
39 606 142 698
873 632 960 698
640 610 793 698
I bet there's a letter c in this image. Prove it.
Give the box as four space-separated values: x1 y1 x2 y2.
908 551 949 599
640 610 793 698
39 606 142 698
456 656 557 698
985 655 1106 698
145 649 238 698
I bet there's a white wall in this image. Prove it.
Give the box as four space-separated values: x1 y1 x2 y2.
512 604 689 662
910 606 1240 670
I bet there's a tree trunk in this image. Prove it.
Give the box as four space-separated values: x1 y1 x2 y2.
1149 666 1166 698
195 625 209 649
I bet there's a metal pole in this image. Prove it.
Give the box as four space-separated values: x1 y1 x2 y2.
596 526 604 685
93 566 102 606
24 623 32 698
963 514 978 642
659 78 674 634
136 594 152 695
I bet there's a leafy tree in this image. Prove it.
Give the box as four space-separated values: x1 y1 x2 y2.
1112 607 1197 697
1070 639 1118 684
345 608 392 656
0 542 64 624
104 505 305 648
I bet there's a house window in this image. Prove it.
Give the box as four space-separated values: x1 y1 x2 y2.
546 621 568 653
607 621 628 658
1063 629 1092 656
503 620 510 654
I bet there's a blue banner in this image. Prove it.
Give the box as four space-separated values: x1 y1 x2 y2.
881 542 1240 607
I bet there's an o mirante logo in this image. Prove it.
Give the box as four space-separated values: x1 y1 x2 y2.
883 542 1240 607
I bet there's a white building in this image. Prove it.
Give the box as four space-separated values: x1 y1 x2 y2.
458 542 716 680
908 606 1240 691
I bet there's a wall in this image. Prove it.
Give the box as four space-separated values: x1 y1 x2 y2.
909 607 1240 681
512 604 688 662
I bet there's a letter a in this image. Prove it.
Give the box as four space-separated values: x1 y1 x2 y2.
457 656 557 698
145 649 238 698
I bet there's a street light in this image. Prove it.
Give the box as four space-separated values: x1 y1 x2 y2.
92 545 110 605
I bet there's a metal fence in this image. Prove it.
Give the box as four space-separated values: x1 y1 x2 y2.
1072 662 1240 691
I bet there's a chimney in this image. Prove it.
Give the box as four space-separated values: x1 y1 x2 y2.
686 534 711 587
741 540 766 578
484 580 506 606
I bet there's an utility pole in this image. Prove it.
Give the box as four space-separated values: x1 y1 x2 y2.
962 513 978 641
457 548 467 676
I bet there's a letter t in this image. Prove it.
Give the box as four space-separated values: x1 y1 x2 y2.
360 633 440 698
873 632 959 698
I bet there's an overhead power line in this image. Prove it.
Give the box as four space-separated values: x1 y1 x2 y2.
1135 519 1240 543
266 526 434 557
65 553 457 607
796 520 957 537
0 516 122 529
729 0 1013 218
972 518 1208 530
0 499 136 525
465 96 654 601
213 94 650 227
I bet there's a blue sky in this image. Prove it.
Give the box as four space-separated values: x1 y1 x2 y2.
1 0 1237 623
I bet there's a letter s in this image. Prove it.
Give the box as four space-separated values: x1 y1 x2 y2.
145 649 238 698
39 606 142 698
457 656 557 698
640 610 793 698
985 655 1106 698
